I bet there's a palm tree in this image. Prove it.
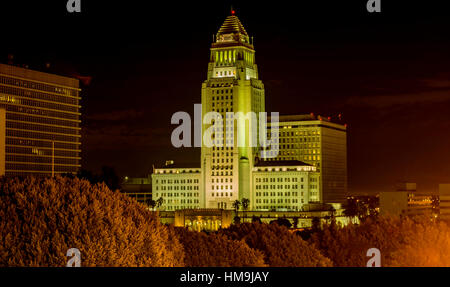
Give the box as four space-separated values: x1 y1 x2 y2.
293 217 299 229
156 197 164 210
232 200 241 213
241 198 250 223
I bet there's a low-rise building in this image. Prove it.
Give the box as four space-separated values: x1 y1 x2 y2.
252 160 320 211
151 161 202 211
379 183 434 217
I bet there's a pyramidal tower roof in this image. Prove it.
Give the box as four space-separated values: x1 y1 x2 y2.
217 14 248 37
213 10 252 48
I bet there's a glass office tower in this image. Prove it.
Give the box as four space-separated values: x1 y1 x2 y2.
0 63 81 177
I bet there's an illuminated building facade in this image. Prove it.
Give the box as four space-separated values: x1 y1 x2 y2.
150 12 348 213
152 162 202 211
253 160 320 211
265 114 347 204
200 13 265 209
0 63 81 177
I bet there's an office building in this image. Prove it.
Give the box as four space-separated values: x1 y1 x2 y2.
252 160 320 211
0 63 81 177
152 161 202 211
265 114 347 204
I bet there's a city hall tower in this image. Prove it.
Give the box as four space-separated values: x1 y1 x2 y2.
201 11 265 209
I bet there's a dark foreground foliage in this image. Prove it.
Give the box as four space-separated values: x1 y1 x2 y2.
220 222 333 267
310 216 450 267
2 177 449 267
174 227 266 267
0 176 184 266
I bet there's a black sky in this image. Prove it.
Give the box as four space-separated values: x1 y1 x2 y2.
1 0 450 194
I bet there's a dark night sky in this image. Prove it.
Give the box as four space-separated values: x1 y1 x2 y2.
1 1 449 194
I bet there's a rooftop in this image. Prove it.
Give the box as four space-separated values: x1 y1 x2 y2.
155 161 200 169
255 160 313 167
213 12 252 48
267 113 347 129
0 62 80 88
217 15 248 37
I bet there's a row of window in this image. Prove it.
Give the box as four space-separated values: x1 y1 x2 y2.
212 146 233 151
211 171 233 176
212 177 232 183
162 199 200 204
213 152 233 157
0 86 79 111
271 155 321 161
211 185 232 190
276 130 321 136
7 105 79 121
215 70 236 77
211 108 233 113
255 199 304 204
6 138 80 150
164 205 199 211
6 155 79 165
255 206 305 211
256 177 304 183
0 76 79 97
6 146 80 158
256 191 304 197
7 129 80 143
210 83 232 88
211 88 232 94
211 165 233 170
153 192 199 198
212 158 233 164
255 184 304 190
214 50 237 64
7 121 80 136
5 163 79 172
0 81 79 105
7 112 80 128
155 170 201 174
211 192 233 197
157 179 199 184
156 186 199 191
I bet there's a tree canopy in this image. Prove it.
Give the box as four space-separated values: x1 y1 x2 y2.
0 176 184 267
310 216 450 267
219 222 332 267
174 227 266 267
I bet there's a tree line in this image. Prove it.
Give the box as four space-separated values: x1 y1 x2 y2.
1 176 448 267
